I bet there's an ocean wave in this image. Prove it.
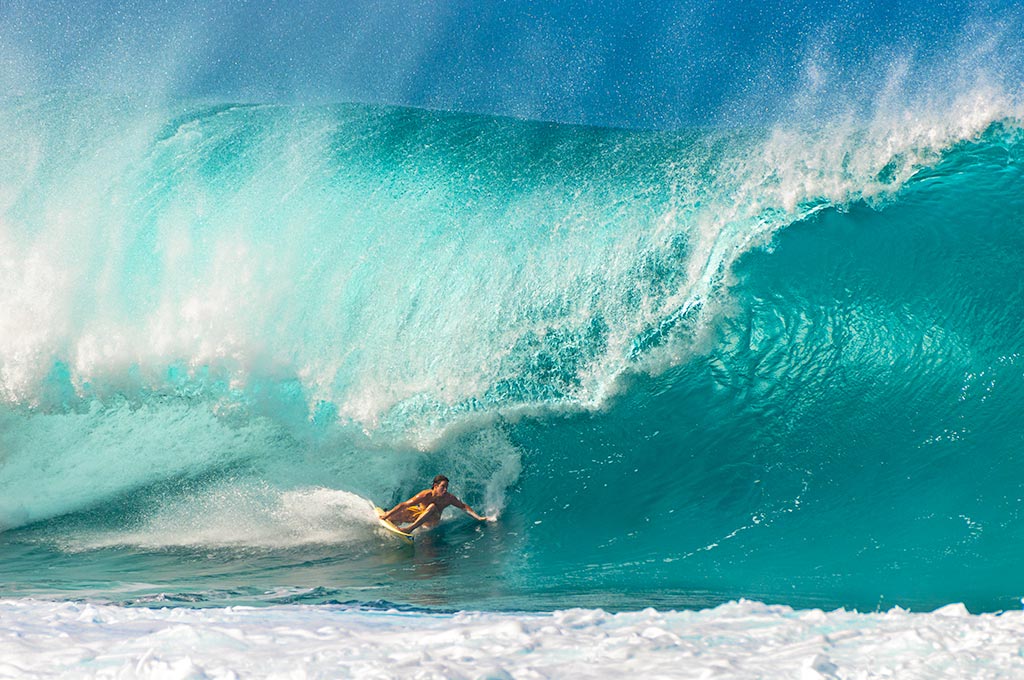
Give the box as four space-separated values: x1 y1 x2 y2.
1 93 1023 610
0 95 1018 432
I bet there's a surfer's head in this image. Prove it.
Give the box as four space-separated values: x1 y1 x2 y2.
432 474 449 492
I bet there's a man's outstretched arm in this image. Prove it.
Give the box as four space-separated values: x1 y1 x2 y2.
452 497 493 522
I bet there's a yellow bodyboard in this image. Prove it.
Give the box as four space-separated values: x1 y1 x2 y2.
375 506 414 544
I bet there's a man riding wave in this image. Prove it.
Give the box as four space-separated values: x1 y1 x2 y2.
381 475 493 533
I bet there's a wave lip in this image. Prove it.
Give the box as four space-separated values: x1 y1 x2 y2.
0 94 1020 435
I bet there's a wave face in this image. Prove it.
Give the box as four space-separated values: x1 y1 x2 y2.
0 90 1022 612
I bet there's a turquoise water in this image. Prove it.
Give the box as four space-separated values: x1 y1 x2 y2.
0 94 1022 613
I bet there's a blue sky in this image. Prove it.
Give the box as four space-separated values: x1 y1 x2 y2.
1 0 1019 127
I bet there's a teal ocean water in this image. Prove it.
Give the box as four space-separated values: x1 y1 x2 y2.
0 93 1022 614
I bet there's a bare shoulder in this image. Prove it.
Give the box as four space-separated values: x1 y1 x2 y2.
444 492 466 508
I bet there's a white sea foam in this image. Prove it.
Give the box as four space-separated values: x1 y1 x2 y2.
0 598 1021 679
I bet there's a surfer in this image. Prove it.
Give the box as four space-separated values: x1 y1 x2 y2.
381 475 492 533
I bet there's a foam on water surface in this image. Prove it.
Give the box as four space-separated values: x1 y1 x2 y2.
0 598 1021 679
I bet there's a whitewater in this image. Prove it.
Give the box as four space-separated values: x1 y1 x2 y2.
4 1 1024 677
3 599 1024 679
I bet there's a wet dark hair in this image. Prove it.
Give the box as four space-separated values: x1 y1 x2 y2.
432 474 449 487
